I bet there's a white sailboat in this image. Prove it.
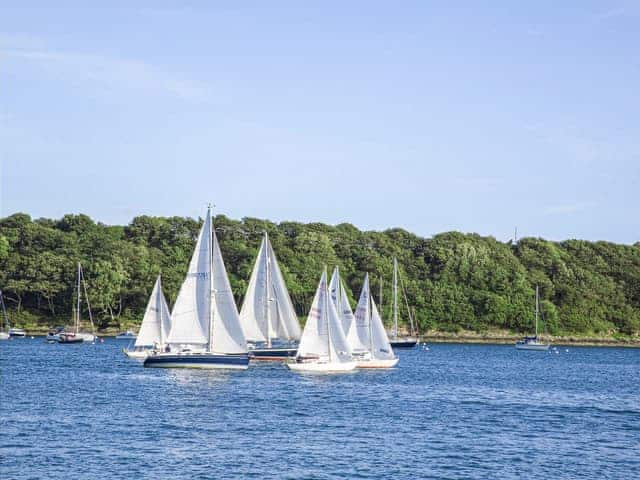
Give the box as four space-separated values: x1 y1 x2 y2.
350 273 398 368
388 258 418 348
144 206 249 369
59 263 96 343
0 290 10 340
124 276 172 359
240 232 301 361
515 285 550 351
287 268 356 373
329 266 356 335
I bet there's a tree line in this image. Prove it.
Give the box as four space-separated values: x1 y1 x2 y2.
1 212 639 336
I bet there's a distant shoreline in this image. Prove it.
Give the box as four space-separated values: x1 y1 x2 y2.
17 327 640 347
418 331 640 348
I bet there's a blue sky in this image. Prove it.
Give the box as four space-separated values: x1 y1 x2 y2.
1 1 638 243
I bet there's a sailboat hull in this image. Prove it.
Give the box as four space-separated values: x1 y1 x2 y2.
287 360 357 373
249 347 297 361
143 352 249 370
515 343 550 351
390 338 418 348
123 349 150 359
357 358 399 368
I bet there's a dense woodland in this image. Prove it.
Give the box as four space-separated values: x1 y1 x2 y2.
1 212 639 337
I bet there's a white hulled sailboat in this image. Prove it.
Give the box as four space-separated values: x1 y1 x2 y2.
388 258 418 348
239 232 301 361
144 206 249 369
58 263 96 343
124 275 172 359
350 274 398 368
287 268 356 373
515 285 550 351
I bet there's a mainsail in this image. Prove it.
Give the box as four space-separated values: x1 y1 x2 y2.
166 207 247 354
135 275 172 348
166 210 211 347
329 267 355 335
297 269 351 362
350 273 373 352
210 228 247 354
239 233 301 344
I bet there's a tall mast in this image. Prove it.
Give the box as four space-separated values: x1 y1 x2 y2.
76 262 81 334
264 232 272 348
393 258 398 339
535 285 539 337
208 205 215 352
379 275 383 319
0 290 8 331
335 266 342 329
367 275 374 354
324 268 331 361
158 276 164 346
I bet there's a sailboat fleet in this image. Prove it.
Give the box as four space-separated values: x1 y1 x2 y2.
122 206 401 372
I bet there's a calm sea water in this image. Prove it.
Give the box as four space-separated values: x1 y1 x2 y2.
1 339 638 479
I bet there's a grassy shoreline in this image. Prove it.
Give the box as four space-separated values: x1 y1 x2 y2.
18 326 640 347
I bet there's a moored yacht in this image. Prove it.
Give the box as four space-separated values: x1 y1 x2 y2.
58 263 97 343
515 285 550 351
144 206 249 370
387 258 418 348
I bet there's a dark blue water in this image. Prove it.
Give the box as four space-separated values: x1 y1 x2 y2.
1 340 639 479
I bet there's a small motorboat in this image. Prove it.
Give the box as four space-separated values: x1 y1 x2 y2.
8 327 26 338
115 330 137 340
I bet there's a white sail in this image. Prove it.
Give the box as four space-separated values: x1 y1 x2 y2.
267 239 301 340
349 273 373 352
210 228 247 354
135 276 172 348
297 271 330 358
238 236 269 342
369 298 395 360
166 213 210 347
239 233 301 343
298 270 352 362
329 267 355 334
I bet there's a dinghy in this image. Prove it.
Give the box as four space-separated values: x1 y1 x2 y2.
287 269 356 373
515 285 550 351
124 276 171 359
144 206 249 370
350 274 398 368
240 232 301 361
59 263 96 343
0 290 10 340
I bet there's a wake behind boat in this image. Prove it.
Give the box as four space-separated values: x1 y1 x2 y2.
239 232 301 361
144 206 249 370
515 285 550 351
124 276 171 359
287 268 356 373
